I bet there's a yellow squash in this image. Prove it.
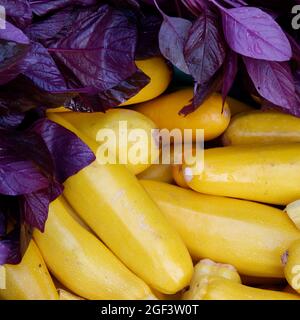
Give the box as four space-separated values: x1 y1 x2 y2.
186 277 300 300
172 164 189 188
52 109 159 175
141 180 300 278
135 89 231 141
34 197 155 300
223 111 300 146
183 143 300 205
226 97 253 116
284 200 300 230
137 163 174 183
0 241 58 300
183 260 300 300
47 116 193 294
120 57 172 106
58 289 84 300
283 239 300 294
47 57 171 112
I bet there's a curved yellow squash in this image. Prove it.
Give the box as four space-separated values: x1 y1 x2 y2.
47 115 193 294
223 111 300 146
137 163 174 183
186 277 300 300
183 143 300 205
183 259 300 300
284 239 300 294
226 97 253 116
34 197 154 300
0 241 58 300
141 180 300 278
120 57 172 106
135 89 231 141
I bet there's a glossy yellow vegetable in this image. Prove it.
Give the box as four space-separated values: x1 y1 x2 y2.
185 277 300 300
135 89 231 141
0 241 58 300
34 197 155 300
47 115 193 294
223 111 300 146
61 196 93 232
183 143 300 205
120 57 172 106
137 163 174 183
47 106 71 113
55 108 159 175
172 164 189 188
48 57 172 113
226 97 253 116
58 289 84 300
183 260 300 300
141 180 300 278
284 200 300 229
283 239 300 294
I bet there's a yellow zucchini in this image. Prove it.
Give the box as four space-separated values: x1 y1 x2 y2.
120 57 172 106
34 197 155 300
0 241 58 300
223 111 300 145
283 239 300 294
226 97 253 116
183 143 300 205
135 89 231 141
141 180 300 278
183 260 300 300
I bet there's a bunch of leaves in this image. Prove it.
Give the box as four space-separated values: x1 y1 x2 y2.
155 0 300 115
0 0 163 113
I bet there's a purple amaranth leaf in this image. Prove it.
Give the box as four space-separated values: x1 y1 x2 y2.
0 21 30 85
96 68 151 109
184 8 226 85
181 0 208 15
67 68 151 111
216 4 292 61
0 222 21 265
21 181 63 232
0 0 32 29
0 114 24 129
0 76 75 113
222 50 238 102
180 68 224 115
157 4 192 74
25 7 77 47
22 190 51 232
30 118 95 183
50 5 138 92
21 42 68 92
0 132 50 196
136 14 162 59
243 57 297 114
29 0 98 16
